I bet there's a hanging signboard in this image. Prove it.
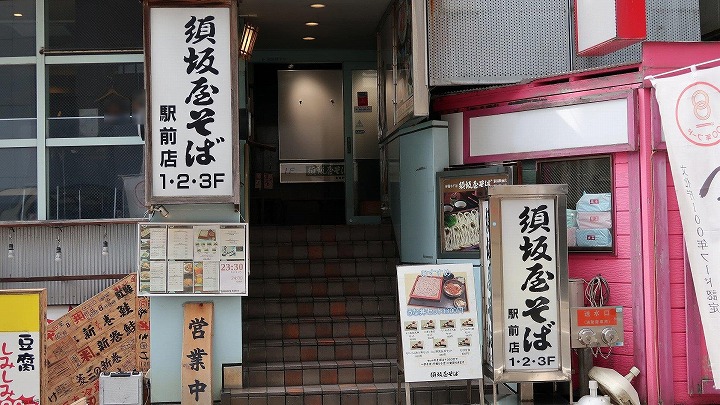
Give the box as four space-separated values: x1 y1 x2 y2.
650 65 720 383
182 302 213 405
0 289 45 405
144 0 240 205
485 185 570 383
137 223 248 296
437 166 514 259
396 263 483 383
45 275 150 405
574 0 646 56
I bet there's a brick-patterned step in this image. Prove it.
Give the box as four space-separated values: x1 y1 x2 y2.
244 315 398 340
251 224 394 245
249 258 398 279
243 359 398 387
248 276 397 298
244 337 397 363
224 382 398 405
244 295 397 319
223 381 485 405
249 241 397 260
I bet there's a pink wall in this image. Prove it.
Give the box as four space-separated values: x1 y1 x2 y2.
567 152 638 373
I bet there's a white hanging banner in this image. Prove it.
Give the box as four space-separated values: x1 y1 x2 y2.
650 65 720 384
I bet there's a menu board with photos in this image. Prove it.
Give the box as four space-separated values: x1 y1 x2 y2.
397 263 483 383
138 223 248 296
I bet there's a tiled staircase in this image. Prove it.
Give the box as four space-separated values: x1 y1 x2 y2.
224 225 483 405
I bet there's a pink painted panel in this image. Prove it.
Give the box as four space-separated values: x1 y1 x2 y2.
670 283 686 309
569 259 633 282
673 332 687 357
671 308 686 333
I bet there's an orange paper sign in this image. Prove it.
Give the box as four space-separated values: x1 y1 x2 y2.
577 308 617 327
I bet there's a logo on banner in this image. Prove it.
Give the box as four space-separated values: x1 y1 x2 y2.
675 81 720 147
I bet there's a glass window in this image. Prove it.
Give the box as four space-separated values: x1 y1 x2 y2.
48 145 144 220
0 64 36 139
46 0 143 51
48 63 144 138
536 156 613 252
0 0 36 57
0 148 37 221
700 0 720 41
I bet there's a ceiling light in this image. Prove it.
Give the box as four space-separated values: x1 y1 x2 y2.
305 22 319 26
13 13 22 17
310 4 325 8
303 37 316 41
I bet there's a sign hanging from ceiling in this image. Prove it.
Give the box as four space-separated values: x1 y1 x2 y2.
144 0 240 204
574 0 646 56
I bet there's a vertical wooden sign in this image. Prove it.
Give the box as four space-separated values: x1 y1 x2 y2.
182 303 213 405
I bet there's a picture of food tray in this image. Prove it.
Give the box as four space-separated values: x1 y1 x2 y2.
406 274 469 311
409 275 443 301
197 229 216 241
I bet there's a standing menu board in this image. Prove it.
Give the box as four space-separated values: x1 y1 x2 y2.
397 263 482 382
138 223 248 296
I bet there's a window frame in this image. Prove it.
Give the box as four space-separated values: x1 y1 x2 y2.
535 154 616 255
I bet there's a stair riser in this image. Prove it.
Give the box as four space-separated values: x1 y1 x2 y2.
249 279 396 298
244 298 397 318
245 319 397 340
226 386 482 405
250 242 397 261
251 225 394 245
250 260 397 279
244 342 397 363
243 364 398 387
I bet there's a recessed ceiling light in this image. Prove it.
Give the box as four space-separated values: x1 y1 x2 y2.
305 22 319 26
303 36 316 41
13 13 22 17
310 4 325 8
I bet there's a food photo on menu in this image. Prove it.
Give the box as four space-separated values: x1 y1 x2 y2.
442 190 481 253
405 270 470 312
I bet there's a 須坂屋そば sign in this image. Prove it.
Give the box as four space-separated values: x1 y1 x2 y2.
651 65 720 383
144 3 239 204
0 289 45 405
487 185 570 383
396 263 482 383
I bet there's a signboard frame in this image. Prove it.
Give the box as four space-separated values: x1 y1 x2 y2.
396 263 483 384
573 0 646 57
436 166 514 259
484 184 570 383
0 289 46 405
143 0 241 205
136 222 249 297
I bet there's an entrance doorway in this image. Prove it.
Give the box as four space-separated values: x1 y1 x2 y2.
247 62 381 226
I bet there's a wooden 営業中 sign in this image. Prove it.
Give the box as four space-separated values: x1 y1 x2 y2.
182 302 213 405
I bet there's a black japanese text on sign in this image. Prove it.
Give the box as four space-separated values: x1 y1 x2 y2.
149 8 234 198
182 303 213 405
501 199 559 371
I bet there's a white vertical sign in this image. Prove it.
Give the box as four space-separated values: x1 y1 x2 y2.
500 198 560 372
651 65 720 383
148 7 235 200
0 332 40 405
397 263 483 383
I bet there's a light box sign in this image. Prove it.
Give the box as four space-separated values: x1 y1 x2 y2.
144 0 240 204
485 185 570 383
0 289 45 405
137 223 248 296
574 0 646 56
